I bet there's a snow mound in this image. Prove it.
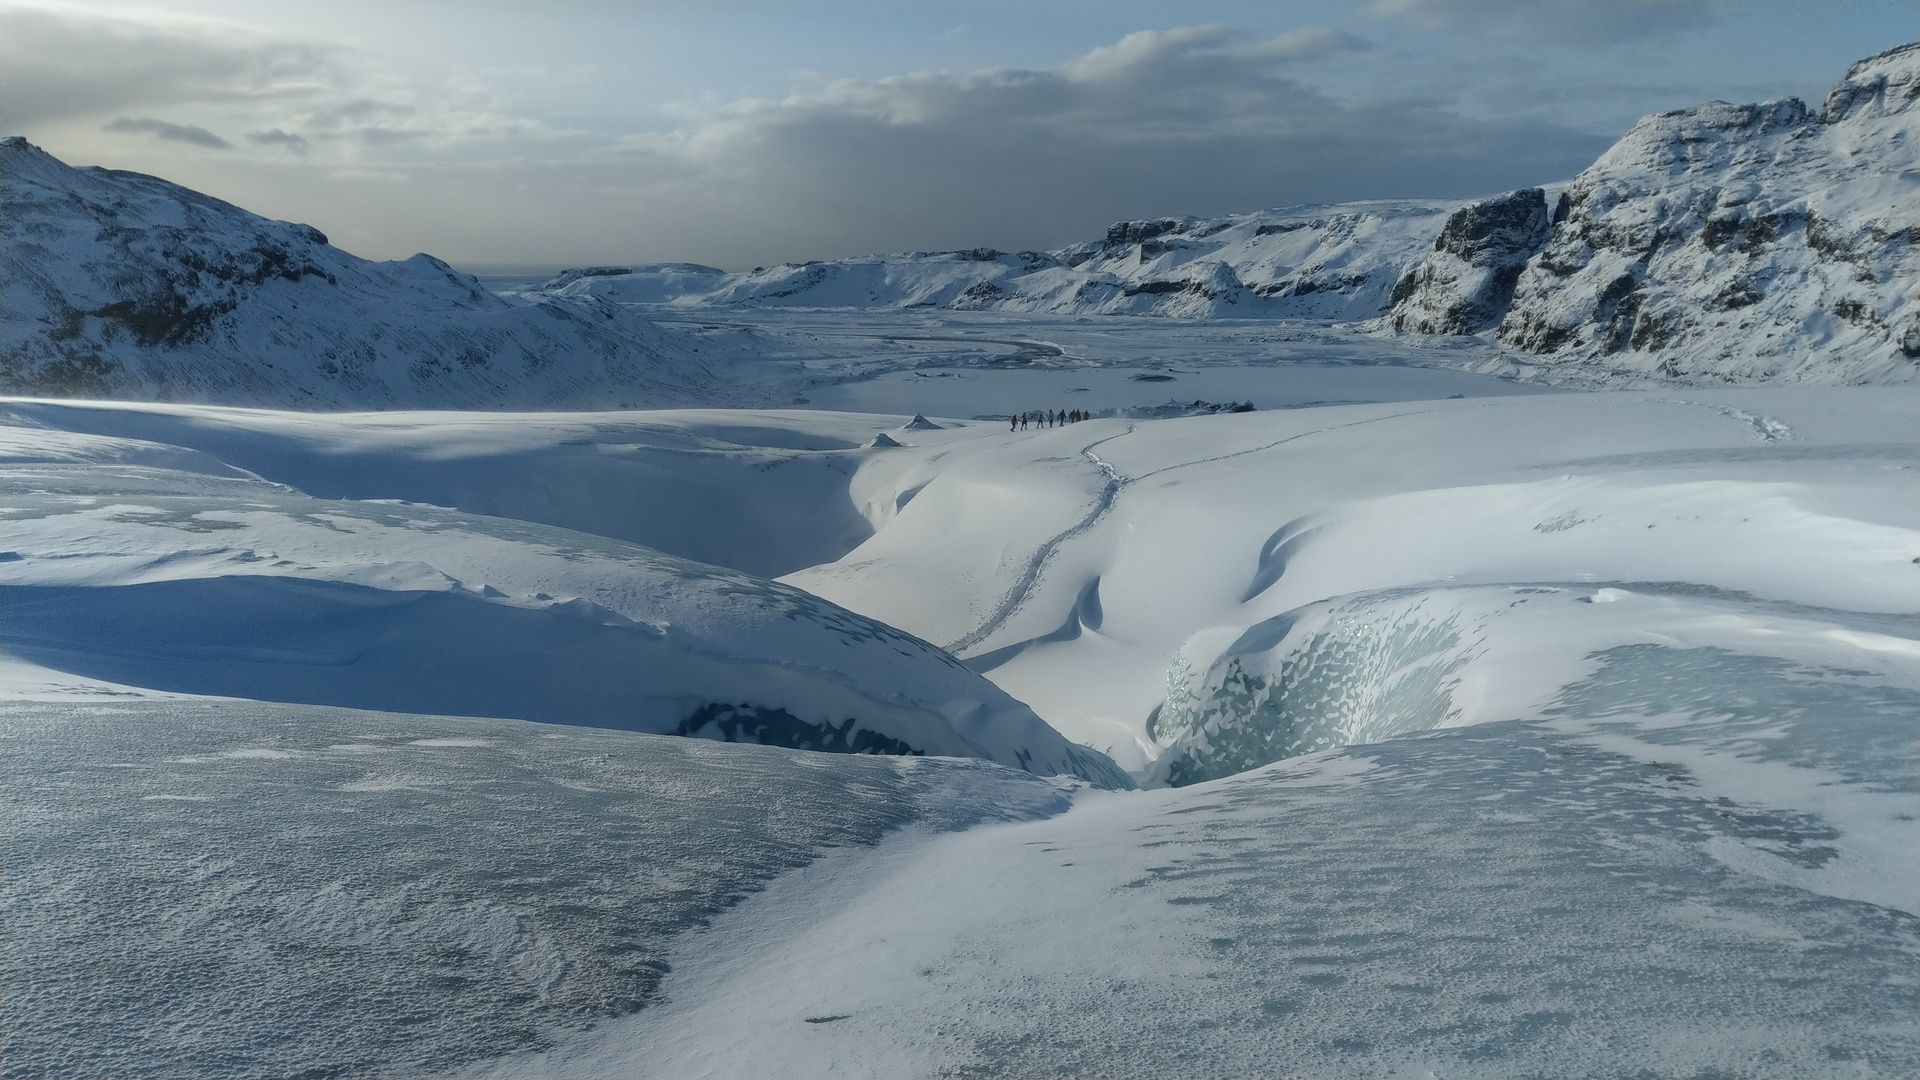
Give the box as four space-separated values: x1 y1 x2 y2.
784 387 1916 774
867 432 903 447
901 413 942 430
0 429 1129 787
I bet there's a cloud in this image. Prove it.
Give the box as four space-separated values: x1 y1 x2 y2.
247 128 310 155
0 3 555 154
103 117 231 149
0 3 332 130
1366 0 1720 45
0 9 1615 268
587 24 1609 264
1243 27 1374 61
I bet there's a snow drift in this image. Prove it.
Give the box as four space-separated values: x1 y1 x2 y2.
0 417 1130 787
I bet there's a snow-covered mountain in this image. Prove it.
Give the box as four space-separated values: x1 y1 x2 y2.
541 45 1918 388
3 47 1912 409
0 137 724 409
539 201 1460 321
1471 42 1919 385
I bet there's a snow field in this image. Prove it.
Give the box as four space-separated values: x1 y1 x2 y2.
3 377 1914 1077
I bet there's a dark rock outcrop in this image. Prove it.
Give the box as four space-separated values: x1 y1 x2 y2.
1387 188 1552 335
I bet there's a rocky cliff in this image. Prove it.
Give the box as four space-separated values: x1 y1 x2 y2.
1386 188 1555 336
1471 44 1918 385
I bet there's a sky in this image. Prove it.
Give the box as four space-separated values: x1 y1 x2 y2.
3 1 1912 272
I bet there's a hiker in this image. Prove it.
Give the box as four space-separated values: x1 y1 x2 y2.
1010 413 1018 432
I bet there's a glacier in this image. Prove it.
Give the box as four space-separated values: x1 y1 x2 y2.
3 38 1917 1080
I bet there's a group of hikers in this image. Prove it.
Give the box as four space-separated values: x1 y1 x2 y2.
1010 408 1090 431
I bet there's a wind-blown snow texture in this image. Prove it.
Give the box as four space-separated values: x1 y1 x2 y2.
0 698 1075 1078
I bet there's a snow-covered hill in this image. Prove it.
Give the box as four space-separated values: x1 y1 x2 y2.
0 137 729 409
537 201 1460 321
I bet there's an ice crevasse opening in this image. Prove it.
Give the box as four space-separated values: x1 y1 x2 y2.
1142 583 1917 787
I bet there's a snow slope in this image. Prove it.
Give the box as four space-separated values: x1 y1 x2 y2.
0 399 905 578
0 416 1129 786
1 688 1077 1078
12 658 1908 1079
12 388 1910 785
0 138 730 409
781 388 1917 772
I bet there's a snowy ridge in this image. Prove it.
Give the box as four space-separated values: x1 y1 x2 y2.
0 138 727 409
531 201 1461 321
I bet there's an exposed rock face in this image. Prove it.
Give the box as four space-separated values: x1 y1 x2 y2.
1487 44 1919 385
1387 188 1552 335
0 138 716 408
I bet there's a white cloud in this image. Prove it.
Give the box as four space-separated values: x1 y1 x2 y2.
0 2 559 155
0 6 1615 267
577 23 1605 264
1366 0 1720 45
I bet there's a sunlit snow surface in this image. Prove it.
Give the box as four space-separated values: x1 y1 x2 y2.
3 378 1915 1077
